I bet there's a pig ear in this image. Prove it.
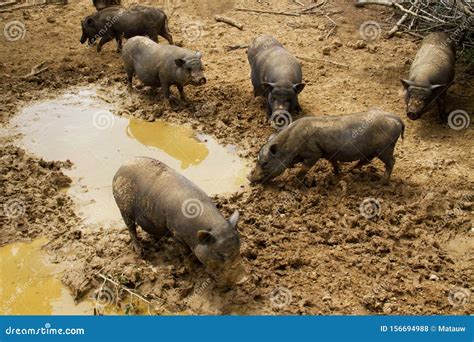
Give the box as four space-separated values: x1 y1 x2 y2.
293 83 305 94
269 143 279 156
400 79 412 89
175 59 186 67
430 84 445 90
262 82 275 93
228 210 240 230
197 230 216 245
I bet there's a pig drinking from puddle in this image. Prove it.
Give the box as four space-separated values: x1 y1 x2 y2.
80 6 173 52
112 157 246 285
247 35 305 127
248 109 405 184
401 32 455 121
122 36 206 107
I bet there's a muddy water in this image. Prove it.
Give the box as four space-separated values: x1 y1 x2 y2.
10 88 249 226
0 239 94 315
4 88 249 314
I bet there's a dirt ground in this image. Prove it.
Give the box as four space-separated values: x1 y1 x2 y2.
0 0 473 315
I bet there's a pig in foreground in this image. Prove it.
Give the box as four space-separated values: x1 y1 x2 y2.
92 0 121 11
80 6 173 52
247 35 305 125
248 109 405 184
401 32 455 121
113 157 246 285
122 36 206 106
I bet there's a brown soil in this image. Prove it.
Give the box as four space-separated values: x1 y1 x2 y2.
1 0 472 315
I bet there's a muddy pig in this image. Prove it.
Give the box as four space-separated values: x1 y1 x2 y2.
93 0 121 11
122 36 206 106
80 6 173 52
401 32 455 121
113 157 246 285
247 35 305 125
248 109 405 184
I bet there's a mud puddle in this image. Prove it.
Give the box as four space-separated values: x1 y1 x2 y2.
0 239 95 315
9 88 249 227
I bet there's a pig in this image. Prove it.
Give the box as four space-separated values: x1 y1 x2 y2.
247 35 305 124
248 109 405 184
113 157 246 285
93 0 121 11
401 32 455 121
122 36 206 106
80 5 173 53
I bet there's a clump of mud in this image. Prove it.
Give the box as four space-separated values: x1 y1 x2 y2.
1 145 79 245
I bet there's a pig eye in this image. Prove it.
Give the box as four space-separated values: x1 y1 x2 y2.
261 162 268 169
186 67 192 72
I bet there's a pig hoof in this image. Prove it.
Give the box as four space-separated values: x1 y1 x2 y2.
133 245 145 258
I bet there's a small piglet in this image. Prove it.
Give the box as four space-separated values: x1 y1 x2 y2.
401 32 455 121
122 36 206 106
113 157 246 285
80 6 173 52
248 109 405 184
248 35 305 124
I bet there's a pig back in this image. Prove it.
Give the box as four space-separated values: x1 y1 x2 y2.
409 32 455 86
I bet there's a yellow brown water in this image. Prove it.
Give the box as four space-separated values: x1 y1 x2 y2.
0 239 93 315
10 88 249 226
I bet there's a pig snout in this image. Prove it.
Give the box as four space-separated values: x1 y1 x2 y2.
407 111 421 120
270 110 292 129
192 76 206 86
80 33 87 44
216 258 248 286
248 165 266 184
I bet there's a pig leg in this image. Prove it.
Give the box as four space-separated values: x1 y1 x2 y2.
296 150 323 179
295 97 302 113
177 84 188 102
122 215 144 257
115 34 122 53
351 157 373 171
437 92 448 122
123 62 135 88
378 147 395 183
161 81 179 107
97 35 114 52
160 29 174 45
331 161 340 175
150 34 159 43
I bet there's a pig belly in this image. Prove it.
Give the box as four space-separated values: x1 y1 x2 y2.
134 209 168 237
135 65 161 87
